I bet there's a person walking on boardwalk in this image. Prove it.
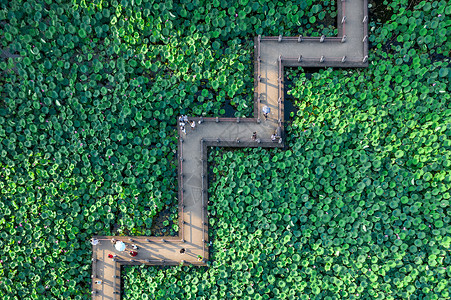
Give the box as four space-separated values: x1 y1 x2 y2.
180 248 186 254
262 105 270 120
129 250 138 257
190 121 196 130
90 238 99 246
251 132 257 141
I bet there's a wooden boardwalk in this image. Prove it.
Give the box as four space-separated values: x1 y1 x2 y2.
91 0 368 298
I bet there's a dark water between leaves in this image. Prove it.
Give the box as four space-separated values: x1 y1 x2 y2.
223 98 237 117
149 206 177 236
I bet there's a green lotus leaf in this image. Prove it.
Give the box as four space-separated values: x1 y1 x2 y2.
439 67 449 77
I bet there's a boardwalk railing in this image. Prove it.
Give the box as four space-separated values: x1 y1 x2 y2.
178 131 185 242
201 138 284 148
112 262 119 299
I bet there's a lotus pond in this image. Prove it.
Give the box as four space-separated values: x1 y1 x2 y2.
0 0 450 299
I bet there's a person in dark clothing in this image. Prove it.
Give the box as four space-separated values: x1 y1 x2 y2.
251 132 257 141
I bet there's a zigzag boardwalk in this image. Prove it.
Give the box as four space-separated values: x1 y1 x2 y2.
91 0 368 298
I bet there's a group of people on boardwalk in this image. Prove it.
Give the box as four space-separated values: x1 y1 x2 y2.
271 129 281 142
249 130 281 142
179 115 196 135
109 238 138 258
91 238 204 267
178 108 279 141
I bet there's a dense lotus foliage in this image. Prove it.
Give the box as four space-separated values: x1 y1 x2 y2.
0 0 340 298
122 0 450 300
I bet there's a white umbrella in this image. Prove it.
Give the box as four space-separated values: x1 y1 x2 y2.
262 106 270 114
115 241 126 252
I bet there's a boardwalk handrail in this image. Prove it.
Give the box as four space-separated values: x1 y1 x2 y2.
179 132 184 241
91 250 97 293
257 35 261 121
201 139 206 259
363 0 368 60
202 138 283 147
113 262 118 300
260 36 344 41
280 56 359 62
278 56 282 126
